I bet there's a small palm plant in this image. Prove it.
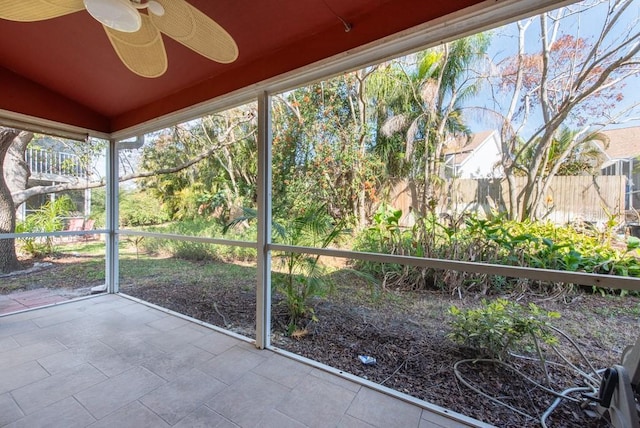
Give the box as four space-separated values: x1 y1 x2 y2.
226 203 345 333
16 195 74 256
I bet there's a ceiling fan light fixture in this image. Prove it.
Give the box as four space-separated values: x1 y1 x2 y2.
132 0 165 17
83 0 141 32
146 1 165 17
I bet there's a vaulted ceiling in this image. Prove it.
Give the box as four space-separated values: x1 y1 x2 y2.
0 0 551 137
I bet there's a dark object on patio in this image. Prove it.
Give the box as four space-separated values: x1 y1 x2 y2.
584 336 640 428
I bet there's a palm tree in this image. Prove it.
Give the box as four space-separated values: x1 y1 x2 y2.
372 34 490 214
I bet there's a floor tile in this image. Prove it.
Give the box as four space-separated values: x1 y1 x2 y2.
192 331 240 355
96 334 166 368
0 393 23 426
87 401 170 428
0 335 19 352
0 319 38 339
87 349 140 378
5 396 95 428
174 405 239 428
12 363 106 415
147 314 190 331
47 318 110 347
10 321 84 347
256 409 307 428
199 345 267 384
251 353 313 388
420 408 480 428
346 387 422 428
0 307 55 324
277 374 357 428
0 361 50 394
144 324 207 353
97 327 164 352
207 372 290 427
37 340 116 375
31 308 87 328
119 307 165 324
9 316 105 348
139 368 226 425
310 367 362 392
74 366 166 419
141 343 214 381
81 296 136 315
338 415 377 427
11 312 116 347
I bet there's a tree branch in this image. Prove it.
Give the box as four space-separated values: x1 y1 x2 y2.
12 117 256 206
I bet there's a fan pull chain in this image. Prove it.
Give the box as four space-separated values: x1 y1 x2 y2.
321 0 352 32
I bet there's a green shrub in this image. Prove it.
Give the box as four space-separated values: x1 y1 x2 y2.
17 196 74 256
353 210 640 294
448 298 560 360
139 218 257 262
119 190 171 227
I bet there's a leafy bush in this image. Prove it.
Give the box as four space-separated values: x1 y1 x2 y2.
354 209 640 294
139 218 257 262
448 298 560 360
16 196 74 256
119 190 171 227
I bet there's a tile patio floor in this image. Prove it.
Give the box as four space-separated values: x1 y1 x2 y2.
0 294 492 428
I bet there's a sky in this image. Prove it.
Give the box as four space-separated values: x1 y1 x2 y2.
465 0 640 137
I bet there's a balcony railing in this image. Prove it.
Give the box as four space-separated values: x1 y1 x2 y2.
26 147 87 179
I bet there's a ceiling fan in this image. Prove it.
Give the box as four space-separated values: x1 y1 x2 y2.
0 0 239 78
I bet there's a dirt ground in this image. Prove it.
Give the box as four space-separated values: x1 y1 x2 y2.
3 257 639 427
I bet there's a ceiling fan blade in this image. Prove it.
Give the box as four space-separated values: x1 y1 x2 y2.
104 15 167 78
0 0 84 22
149 0 238 64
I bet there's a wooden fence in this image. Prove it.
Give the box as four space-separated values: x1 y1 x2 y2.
389 176 625 225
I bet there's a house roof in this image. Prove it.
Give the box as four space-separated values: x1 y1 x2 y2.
599 126 640 160
0 0 565 138
443 130 496 164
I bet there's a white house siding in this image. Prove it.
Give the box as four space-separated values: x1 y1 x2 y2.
456 131 503 179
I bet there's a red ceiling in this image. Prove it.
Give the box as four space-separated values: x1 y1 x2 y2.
0 0 483 134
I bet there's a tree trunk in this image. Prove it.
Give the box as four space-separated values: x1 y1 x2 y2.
0 128 21 273
355 69 369 231
5 131 33 194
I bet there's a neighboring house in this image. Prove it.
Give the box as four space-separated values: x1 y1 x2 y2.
443 130 503 179
598 126 640 210
18 137 91 221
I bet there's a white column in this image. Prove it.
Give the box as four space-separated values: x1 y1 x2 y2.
256 92 272 349
105 138 119 293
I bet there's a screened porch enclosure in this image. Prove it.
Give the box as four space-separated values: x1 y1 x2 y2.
2 0 640 426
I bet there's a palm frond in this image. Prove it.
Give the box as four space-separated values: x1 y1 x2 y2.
420 79 439 109
381 114 409 137
406 119 421 158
